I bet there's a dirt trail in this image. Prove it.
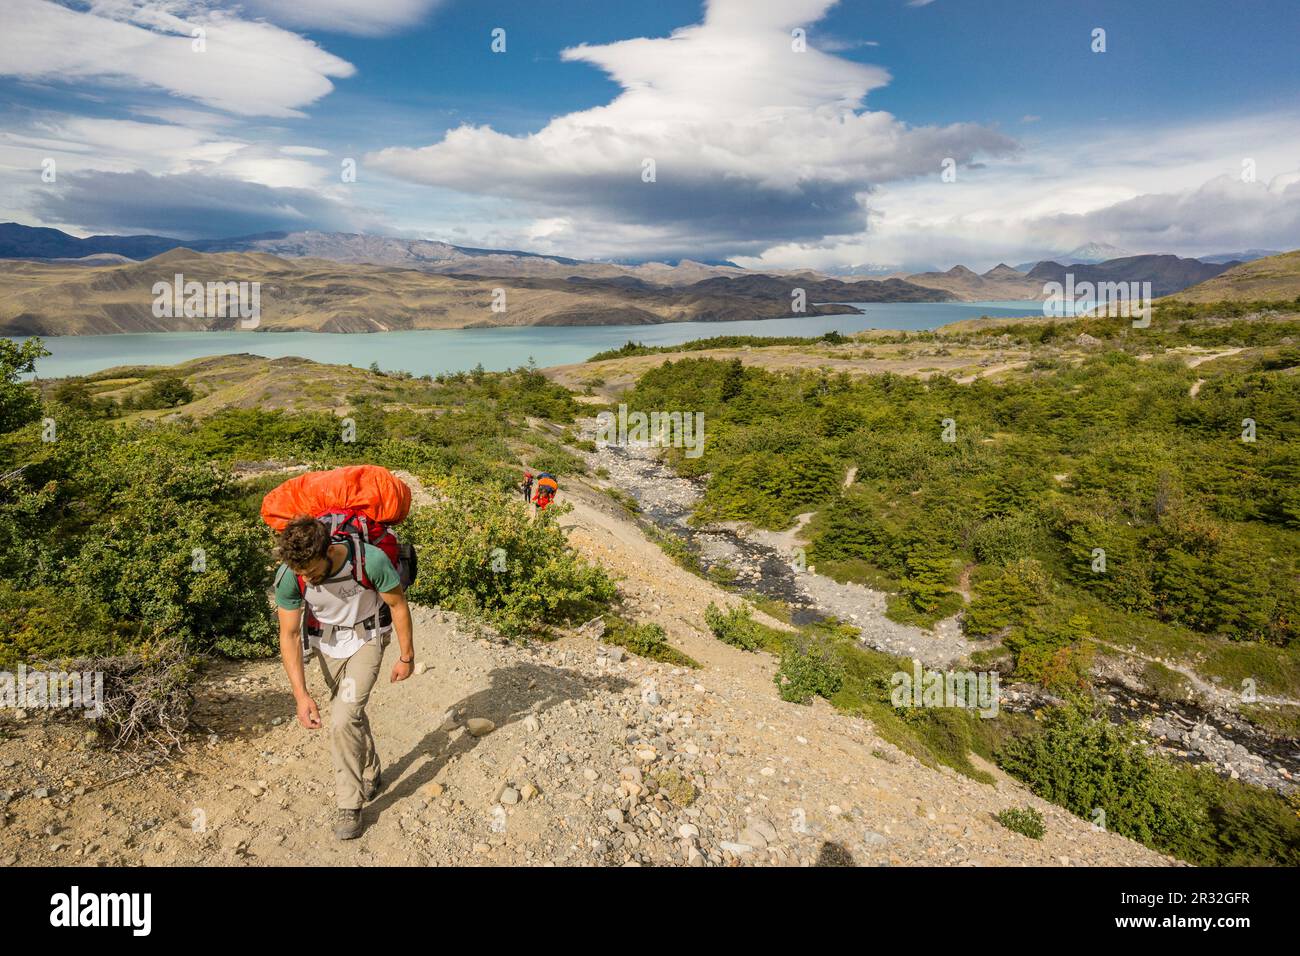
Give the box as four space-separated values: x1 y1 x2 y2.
0 483 1171 868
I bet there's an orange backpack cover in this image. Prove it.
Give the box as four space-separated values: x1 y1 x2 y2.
260 465 412 531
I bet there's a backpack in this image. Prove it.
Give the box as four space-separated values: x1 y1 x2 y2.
262 466 418 646
292 510 417 596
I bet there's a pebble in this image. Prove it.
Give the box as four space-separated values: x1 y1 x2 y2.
466 718 496 737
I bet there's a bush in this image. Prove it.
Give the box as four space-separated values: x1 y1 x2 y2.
995 806 1045 839
0 583 138 669
403 478 616 636
703 602 767 651
65 639 199 753
0 420 277 662
0 337 46 434
775 635 845 704
137 375 194 409
600 615 698 667
964 560 1049 636
896 541 954 615
997 701 1204 848
972 510 1043 566
1005 613 1096 691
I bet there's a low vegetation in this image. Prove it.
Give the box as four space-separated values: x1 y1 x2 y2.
619 305 1300 864
1 344 615 746
995 806 1045 840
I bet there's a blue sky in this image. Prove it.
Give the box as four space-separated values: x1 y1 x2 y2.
1 0 1297 271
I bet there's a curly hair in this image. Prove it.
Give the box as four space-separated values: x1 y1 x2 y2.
275 516 331 571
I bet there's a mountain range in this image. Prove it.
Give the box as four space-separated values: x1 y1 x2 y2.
0 224 1293 335
0 223 745 287
0 247 951 336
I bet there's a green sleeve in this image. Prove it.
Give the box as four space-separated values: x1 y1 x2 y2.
364 544 401 593
274 564 304 609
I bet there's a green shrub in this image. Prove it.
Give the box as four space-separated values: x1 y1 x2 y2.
964 560 1049 636
136 375 194 409
0 338 46 434
997 701 1204 848
599 614 698 667
995 806 1045 839
403 478 616 636
703 602 766 651
1004 613 1096 691
972 510 1043 566
775 635 846 704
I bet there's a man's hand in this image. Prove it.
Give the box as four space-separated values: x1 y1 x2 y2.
296 694 322 729
380 586 415 685
390 659 413 683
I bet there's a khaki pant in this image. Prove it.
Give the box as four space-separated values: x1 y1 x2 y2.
316 636 387 810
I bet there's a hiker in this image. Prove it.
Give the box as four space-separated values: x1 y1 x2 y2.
521 471 534 502
533 472 558 511
263 466 418 841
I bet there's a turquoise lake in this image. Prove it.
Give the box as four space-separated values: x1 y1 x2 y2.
13 301 1044 379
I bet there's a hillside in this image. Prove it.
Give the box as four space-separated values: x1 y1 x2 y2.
7 319 1300 867
904 264 1044 301
0 248 950 336
0 466 1170 868
1166 249 1300 302
1026 254 1235 297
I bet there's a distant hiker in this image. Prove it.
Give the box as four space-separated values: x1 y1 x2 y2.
262 466 419 841
521 471 534 502
533 472 558 511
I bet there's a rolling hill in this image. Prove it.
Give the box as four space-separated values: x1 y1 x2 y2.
1164 249 1300 302
1026 254 1237 298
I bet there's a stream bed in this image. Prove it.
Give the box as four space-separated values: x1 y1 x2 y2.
583 424 1298 795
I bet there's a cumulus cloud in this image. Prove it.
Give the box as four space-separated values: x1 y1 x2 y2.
737 113 1300 272
239 0 449 37
0 0 354 117
367 0 1016 259
29 169 366 238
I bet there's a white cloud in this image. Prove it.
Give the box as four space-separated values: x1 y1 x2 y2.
368 0 1016 259
0 0 355 117
736 113 1300 271
239 0 449 37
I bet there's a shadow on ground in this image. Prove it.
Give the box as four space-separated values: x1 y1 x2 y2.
366 661 632 827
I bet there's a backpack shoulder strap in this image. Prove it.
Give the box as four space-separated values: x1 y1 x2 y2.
342 534 374 591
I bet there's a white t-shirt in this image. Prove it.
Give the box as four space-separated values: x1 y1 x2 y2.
275 543 397 659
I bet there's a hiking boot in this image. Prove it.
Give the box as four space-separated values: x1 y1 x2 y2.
333 808 362 841
362 773 384 802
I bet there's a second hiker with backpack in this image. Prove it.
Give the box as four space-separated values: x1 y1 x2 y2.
532 472 558 512
262 465 419 841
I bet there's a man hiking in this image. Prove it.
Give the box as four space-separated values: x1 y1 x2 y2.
274 515 415 840
521 471 534 503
